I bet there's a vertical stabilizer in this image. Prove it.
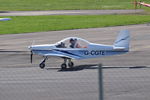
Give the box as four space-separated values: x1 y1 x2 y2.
113 30 130 51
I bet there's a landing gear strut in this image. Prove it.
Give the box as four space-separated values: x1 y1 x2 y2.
39 56 48 69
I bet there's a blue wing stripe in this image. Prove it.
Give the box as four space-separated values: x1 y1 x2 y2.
54 49 82 58
32 49 82 58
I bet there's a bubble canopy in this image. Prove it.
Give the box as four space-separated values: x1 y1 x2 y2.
55 37 90 48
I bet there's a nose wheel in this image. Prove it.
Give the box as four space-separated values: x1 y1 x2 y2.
39 63 45 69
39 56 47 69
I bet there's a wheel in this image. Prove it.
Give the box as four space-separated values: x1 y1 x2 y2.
68 62 74 68
61 63 67 69
39 63 45 69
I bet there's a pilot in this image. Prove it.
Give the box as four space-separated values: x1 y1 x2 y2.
69 38 75 48
69 38 81 48
74 39 81 48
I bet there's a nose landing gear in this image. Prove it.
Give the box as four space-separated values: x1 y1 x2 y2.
39 56 48 69
39 63 45 69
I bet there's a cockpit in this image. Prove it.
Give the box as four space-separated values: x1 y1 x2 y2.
55 37 90 48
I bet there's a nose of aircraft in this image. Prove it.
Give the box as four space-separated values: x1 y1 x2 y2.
28 45 38 50
28 46 33 50
28 45 41 50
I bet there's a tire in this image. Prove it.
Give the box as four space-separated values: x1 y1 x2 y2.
68 62 74 68
61 63 67 70
39 63 45 69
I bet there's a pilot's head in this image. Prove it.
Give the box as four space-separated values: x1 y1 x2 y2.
74 39 77 42
70 38 74 44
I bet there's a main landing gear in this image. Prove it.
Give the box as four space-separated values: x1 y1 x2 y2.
39 57 74 69
61 58 74 70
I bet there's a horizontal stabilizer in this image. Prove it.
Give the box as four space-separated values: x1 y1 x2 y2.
113 47 126 51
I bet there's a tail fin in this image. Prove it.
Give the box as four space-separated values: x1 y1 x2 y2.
113 30 130 51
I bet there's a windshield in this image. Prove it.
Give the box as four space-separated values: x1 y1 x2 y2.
55 37 90 48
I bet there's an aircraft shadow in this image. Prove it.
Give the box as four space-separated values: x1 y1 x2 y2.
56 65 149 72
45 64 97 71
59 64 98 72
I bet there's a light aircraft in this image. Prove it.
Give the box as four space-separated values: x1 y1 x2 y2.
28 30 130 69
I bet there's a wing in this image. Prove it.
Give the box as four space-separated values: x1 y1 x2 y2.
34 49 81 59
44 53 74 59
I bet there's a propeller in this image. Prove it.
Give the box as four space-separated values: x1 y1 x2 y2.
29 40 35 63
30 50 33 63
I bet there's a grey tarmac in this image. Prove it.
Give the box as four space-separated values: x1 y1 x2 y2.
0 24 150 100
0 10 144 16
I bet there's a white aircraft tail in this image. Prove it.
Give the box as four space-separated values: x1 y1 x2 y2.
113 30 130 51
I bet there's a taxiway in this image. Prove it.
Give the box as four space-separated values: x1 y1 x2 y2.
0 24 150 100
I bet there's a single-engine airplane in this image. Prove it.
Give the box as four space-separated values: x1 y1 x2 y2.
28 30 130 69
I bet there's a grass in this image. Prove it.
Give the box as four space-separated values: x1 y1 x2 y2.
0 0 150 11
0 15 150 34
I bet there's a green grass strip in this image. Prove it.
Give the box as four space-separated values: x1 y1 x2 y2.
0 15 150 35
0 0 150 11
